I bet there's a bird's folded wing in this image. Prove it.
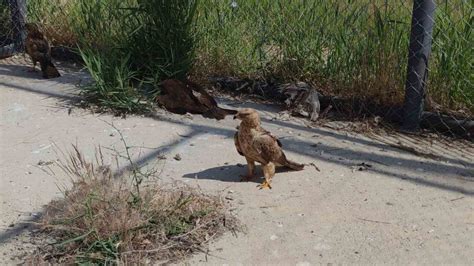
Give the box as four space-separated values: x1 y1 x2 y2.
234 132 244 156
259 127 282 147
253 132 282 163
28 38 49 54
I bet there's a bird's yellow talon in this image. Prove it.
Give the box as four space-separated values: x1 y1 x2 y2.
257 180 272 189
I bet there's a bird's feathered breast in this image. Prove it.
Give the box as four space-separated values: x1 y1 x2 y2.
26 34 50 60
237 125 284 164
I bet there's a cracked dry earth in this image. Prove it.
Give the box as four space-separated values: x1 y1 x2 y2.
1 56 473 265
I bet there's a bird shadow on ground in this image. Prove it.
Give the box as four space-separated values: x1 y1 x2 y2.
0 57 90 87
182 164 299 184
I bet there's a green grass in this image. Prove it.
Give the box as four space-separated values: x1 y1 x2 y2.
194 0 472 112
25 0 473 113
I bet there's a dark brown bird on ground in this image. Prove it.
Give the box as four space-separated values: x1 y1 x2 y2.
25 22 60 79
156 79 237 120
234 108 304 189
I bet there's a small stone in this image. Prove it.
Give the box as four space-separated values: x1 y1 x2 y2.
270 234 278 240
173 154 182 161
37 160 53 166
8 223 14 227
109 133 115 137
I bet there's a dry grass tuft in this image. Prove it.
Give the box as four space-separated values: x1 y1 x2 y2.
26 146 238 264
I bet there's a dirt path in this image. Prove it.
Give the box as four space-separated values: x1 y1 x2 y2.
1 56 473 265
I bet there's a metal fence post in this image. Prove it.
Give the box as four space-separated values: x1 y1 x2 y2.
402 0 436 132
8 0 27 52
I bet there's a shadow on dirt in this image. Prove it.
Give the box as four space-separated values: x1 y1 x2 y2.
0 214 41 245
146 112 473 196
183 163 299 184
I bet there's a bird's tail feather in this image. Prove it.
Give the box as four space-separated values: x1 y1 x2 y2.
203 107 237 120
221 108 237 114
39 54 60 79
283 157 305 171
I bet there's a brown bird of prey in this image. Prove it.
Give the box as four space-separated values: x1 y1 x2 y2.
234 108 304 189
156 79 237 120
25 22 60 79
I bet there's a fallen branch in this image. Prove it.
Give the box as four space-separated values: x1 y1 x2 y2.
449 196 465 202
306 162 321 172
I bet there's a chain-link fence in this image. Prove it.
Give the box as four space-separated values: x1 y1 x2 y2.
1 0 472 138
0 0 26 58
403 0 472 138
199 0 472 139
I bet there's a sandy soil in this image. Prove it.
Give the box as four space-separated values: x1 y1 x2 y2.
1 56 473 265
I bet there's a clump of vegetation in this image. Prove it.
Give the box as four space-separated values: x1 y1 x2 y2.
28 0 198 114
78 0 197 114
27 145 237 264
